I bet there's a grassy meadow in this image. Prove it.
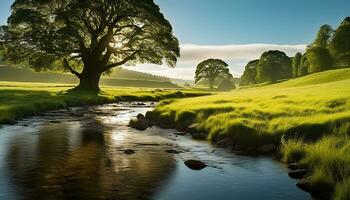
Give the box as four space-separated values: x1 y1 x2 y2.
148 68 350 198
0 81 208 124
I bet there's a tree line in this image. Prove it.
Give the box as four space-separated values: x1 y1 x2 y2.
241 17 350 86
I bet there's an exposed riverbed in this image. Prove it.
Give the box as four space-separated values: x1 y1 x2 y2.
0 103 310 200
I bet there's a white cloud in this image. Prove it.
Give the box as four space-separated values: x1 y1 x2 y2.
126 43 306 80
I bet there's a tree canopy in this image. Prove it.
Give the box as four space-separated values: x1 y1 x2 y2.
240 59 258 85
256 50 292 83
195 59 232 90
0 0 179 93
330 17 350 67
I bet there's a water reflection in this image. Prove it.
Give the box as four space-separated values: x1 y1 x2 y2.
1 107 176 200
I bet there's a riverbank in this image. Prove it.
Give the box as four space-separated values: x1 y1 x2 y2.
144 68 350 199
0 81 209 125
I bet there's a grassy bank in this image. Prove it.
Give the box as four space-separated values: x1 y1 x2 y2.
149 68 350 146
281 124 350 200
0 81 208 124
147 68 350 199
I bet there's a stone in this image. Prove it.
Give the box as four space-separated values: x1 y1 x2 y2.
288 169 308 179
124 149 135 154
184 160 207 170
129 114 150 131
190 132 207 140
256 144 276 153
165 149 181 154
173 132 187 136
216 138 234 148
296 178 311 192
137 113 146 120
288 163 303 170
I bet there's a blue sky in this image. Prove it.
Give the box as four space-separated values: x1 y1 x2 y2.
0 0 349 79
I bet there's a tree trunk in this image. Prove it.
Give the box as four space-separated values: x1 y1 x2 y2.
74 69 102 94
209 79 215 91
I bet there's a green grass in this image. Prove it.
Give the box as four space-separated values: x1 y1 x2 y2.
148 67 350 199
0 81 209 124
281 124 350 200
150 68 350 146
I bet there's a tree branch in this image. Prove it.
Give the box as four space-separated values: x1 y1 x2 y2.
103 50 139 71
63 58 82 78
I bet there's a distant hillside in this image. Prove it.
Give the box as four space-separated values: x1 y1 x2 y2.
0 65 180 88
110 68 170 81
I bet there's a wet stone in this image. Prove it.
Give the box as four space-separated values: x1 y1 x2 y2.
124 149 136 154
184 160 207 170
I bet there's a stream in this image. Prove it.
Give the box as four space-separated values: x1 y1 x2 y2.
0 103 310 200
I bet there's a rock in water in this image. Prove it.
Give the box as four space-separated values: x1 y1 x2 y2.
257 144 276 153
165 149 181 154
184 160 207 170
124 149 135 154
288 169 308 179
129 113 150 130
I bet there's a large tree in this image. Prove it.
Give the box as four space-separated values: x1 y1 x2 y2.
256 50 292 83
195 59 232 90
305 24 334 73
240 59 258 85
306 46 333 73
330 17 350 68
0 0 180 93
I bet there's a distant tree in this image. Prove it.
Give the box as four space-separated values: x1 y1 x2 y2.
304 24 334 73
0 0 179 93
240 59 258 85
217 78 235 91
298 53 309 77
313 24 334 48
330 17 350 68
306 46 333 73
195 59 232 90
256 50 292 83
292 52 302 77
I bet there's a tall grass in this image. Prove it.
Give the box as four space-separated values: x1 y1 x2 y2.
281 124 350 199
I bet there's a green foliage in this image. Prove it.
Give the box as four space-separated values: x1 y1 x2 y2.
0 0 179 92
306 46 333 73
330 17 350 68
297 53 309 77
256 50 293 83
195 59 232 90
313 24 334 48
240 59 258 85
217 78 236 91
292 52 302 77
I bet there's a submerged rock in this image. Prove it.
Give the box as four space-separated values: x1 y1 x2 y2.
288 169 308 179
124 149 136 154
256 144 276 153
173 132 187 136
165 149 181 154
184 160 207 170
296 177 311 192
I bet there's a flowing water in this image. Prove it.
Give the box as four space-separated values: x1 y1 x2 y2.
0 103 310 200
